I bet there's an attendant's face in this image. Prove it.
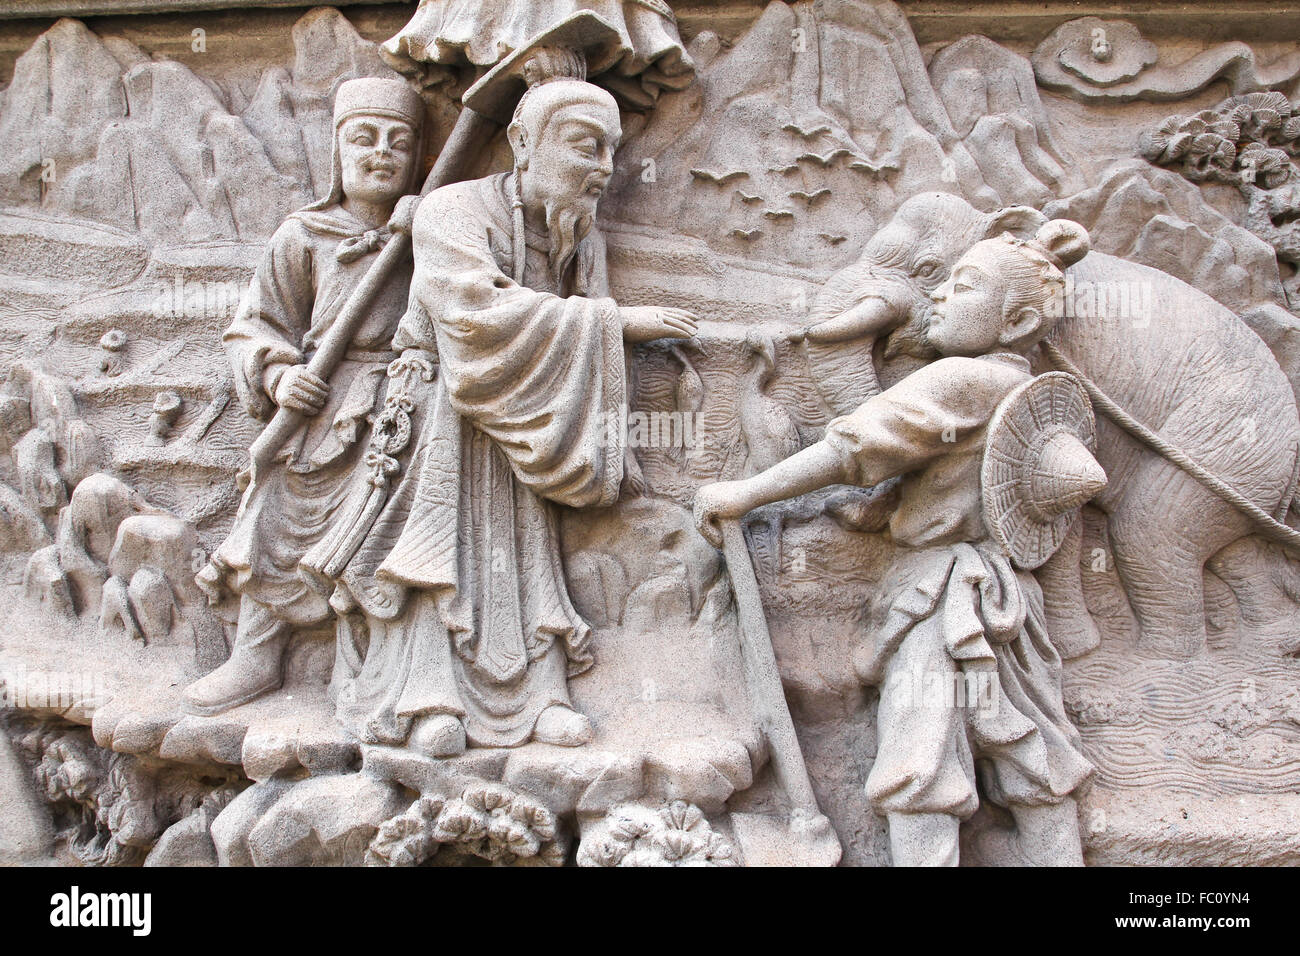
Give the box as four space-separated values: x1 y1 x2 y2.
928 246 1019 357
338 115 417 205
523 103 621 219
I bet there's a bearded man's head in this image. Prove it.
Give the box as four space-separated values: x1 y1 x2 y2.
507 79 622 284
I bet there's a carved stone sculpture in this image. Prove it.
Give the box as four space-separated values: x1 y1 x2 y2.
184 78 425 716
801 191 1300 661
5 0 1300 872
1141 91 1300 303
1033 16 1300 103
696 220 1100 865
304 55 698 757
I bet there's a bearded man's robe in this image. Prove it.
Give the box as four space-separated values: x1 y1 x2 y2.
304 171 626 748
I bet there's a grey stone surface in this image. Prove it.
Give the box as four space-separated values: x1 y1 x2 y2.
3 0 1300 868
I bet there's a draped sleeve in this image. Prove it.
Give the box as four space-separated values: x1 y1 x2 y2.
222 219 315 421
823 356 1029 487
403 181 626 508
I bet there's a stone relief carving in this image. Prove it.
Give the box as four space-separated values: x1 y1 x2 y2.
1033 16 1300 104
576 799 738 867
366 781 570 866
1140 91 1300 302
803 190 1300 663
182 75 428 718
696 219 1101 866
3 0 1300 870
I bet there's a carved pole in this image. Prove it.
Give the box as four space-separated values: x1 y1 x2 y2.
720 519 840 861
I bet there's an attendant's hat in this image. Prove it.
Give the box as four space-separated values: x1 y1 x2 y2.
303 77 425 211
333 77 425 130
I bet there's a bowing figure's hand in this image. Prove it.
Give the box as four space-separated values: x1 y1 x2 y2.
693 480 755 549
622 306 699 344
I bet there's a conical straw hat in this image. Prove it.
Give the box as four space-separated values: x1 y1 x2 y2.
982 371 1106 569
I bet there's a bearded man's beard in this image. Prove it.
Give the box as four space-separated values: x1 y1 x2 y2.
544 194 595 289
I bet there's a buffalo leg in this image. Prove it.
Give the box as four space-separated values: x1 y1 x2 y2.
1106 468 1229 659
1035 517 1100 659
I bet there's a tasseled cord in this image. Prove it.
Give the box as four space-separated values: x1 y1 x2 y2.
511 166 526 285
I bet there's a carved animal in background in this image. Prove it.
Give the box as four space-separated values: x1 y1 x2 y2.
733 329 802 575
665 343 705 469
737 330 801 478
801 192 1300 660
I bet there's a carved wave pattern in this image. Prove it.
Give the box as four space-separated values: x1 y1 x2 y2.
1065 642 1300 795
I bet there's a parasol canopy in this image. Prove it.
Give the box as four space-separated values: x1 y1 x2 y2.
381 0 695 109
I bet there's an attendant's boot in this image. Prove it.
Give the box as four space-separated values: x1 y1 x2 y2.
408 714 466 758
532 705 592 747
182 597 289 716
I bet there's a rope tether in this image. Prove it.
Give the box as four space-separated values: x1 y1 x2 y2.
1040 340 1300 555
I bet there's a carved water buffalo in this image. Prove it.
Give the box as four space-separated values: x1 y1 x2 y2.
801 192 1300 660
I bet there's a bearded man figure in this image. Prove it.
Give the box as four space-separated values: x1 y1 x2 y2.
303 61 697 758
182 78 424 716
